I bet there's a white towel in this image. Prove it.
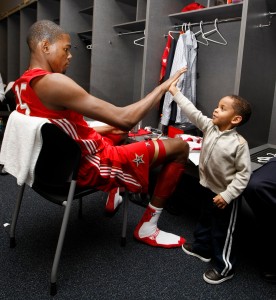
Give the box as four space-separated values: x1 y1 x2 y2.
0 111 50 186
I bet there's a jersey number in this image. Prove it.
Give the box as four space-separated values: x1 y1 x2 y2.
15 83 31 115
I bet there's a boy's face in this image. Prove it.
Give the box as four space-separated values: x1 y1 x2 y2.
212 96 240 131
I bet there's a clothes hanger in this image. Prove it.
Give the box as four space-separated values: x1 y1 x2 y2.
167 23 186 39
194 21 209 46
164 22 187 40
203 19 227 46
133 31 145 47
134 36 145 47
168 30 182 39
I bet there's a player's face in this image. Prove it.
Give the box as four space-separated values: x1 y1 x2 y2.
48 34 72 74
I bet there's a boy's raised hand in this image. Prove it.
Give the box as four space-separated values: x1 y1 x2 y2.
168 78 181 96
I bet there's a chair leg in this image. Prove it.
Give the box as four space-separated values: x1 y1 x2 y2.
10 184 25 248
50 180 76 296
78 197 83 219
121 189 129 247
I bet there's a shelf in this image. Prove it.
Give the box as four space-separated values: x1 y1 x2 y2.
78 31 92 45
113 19 145 33
79 6 93 16
169 3 243 24
115 0 137 7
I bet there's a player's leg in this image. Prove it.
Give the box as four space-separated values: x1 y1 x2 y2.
134 138 189 248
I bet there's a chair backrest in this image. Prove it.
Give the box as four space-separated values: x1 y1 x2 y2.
32 123 81 203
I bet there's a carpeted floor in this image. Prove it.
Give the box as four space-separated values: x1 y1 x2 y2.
1 174 276 299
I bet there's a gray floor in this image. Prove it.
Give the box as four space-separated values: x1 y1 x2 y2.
1 174 276 299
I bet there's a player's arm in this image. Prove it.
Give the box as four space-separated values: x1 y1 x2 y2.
33 68 185 131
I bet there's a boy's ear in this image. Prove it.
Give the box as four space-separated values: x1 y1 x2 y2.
232 115 242 126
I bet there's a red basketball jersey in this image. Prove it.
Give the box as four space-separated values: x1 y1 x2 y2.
13 69 150 193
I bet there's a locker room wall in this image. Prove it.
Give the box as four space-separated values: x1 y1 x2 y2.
0 0 275 148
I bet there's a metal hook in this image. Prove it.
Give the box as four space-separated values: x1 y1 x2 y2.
258 11 275 28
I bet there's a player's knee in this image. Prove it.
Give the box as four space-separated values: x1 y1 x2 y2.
176 138 189 152
174 138 189 161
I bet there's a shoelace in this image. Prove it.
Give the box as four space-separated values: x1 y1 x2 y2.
149 228 160 240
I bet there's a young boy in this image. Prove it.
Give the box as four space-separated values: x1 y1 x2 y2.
168 79 252 284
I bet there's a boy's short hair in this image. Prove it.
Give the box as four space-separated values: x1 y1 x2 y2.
229 95 252 127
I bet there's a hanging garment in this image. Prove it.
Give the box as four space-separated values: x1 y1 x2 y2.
159 36 177 117
161 30 198 125
165 38 178 123
159 35 172 83
162 36 178 82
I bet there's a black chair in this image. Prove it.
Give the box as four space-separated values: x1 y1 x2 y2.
9 123 129 296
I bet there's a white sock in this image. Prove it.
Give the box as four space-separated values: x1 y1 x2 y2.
138 203 181 245
138 203 162 237
106 187 122 210
112 188 123 209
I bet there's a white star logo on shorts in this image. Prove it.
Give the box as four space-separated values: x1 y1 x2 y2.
133 153 145 167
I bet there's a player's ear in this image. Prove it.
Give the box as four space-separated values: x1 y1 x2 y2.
41 39 50 54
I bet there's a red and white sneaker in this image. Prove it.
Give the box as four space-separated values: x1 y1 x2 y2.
133 204 185 248
105 187 123 216
134 228 185 248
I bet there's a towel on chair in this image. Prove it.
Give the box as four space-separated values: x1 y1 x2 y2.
0 111 50 186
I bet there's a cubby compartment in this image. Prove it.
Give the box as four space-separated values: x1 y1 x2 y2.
7 13 20 83
169 2 243 24
114 0 138 24
59 0 93 92
0 19 7 82
37 0 60 24
166 2 244 121
90 0 146 108
137 0 147 20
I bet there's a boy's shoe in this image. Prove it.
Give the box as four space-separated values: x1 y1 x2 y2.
182 243 211 262
203 268 234 284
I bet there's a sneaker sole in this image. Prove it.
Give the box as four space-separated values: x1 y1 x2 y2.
203 273 234 284
182 244 211 262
